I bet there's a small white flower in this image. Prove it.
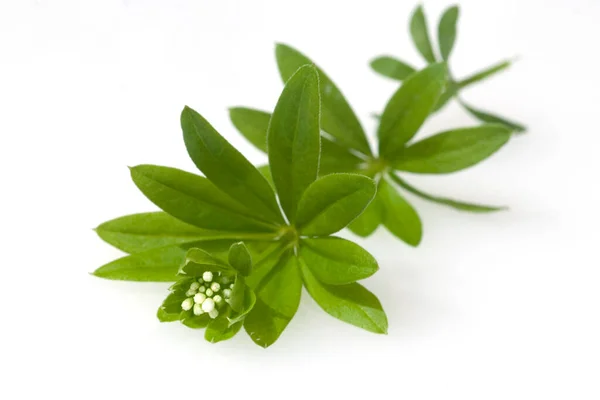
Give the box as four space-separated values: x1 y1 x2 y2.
202 271 213 282
193 303 204 316
208 309 219 319
223 288 232 298
213 295 223 304
201 298 215 313
194 293 207 304
190 282 200 291
198 286 206 293
230 283 235 289
210 282 221 292
185 289 197 297
205 288 214 297
181 298 194 311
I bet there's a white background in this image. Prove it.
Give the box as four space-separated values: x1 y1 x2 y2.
1 0 599 398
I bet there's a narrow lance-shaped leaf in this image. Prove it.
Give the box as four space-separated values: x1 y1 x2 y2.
392 124 512 174
275 43 372 155
378 63 448 158
95 212 233 254
228 107 270 152
181 106 284 224
389 172 507 212
244 251 302 348
370 56 417 81
410 5 437 63
300 237 378 285
130 165 278 233
296 173 376 236
458 59 512 89
459 100 526 133
268 65 321 222
299 259 387 334
180 247 234 276
347 189 383 237
378 179 422 247
438 5 459 61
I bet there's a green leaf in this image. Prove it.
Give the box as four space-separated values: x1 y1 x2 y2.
228 242 252 276
228 107 270 152
410 5 437 63
300 237 378 285
180 247 234 276
460 100 526 133
93 244 187 281
157 292 187 322
181 106 283 224
299 259 387 334
205 313 243 343
392 124 511 174
347 190 383 237
296 173 376 236
229 276 246 313
378 179 422 246
438 5 459 61
378 63 448 158
275 43 371 155
256 165 274 189
268 64 321 222
432 81 459 112
95 212 232 254
180 311 211 329
228 288 257 326
388 172 507 212
319 138 364 176
370 56 417 81
458 59 512 89
130 165 278 233
244 252 302 348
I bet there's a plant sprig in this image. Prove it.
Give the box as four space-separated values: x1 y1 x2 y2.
94 65 387 347
370 4 525 132
230 44 512 247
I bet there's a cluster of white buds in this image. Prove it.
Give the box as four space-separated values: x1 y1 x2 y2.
180 271 235 319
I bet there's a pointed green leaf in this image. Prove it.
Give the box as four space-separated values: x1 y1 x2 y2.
244 252 302 348
228 107 270 152
319 138 364 175
157 292 187 322
95 212 233 254
180 247 234 277
458 59 512 89
438 5 459 60
347 190 383 237
228 287 257 326
130 165 278 233
388 172 507 212
256 164 274 189
275 43 371 155
370 56 417 81
460 100 526 133
93 244 188 281
433 81 459 112
228 242 252 276
392 124 511 174
181 106 283 224
180 311 211 329
205 313 243 343
229 276 246 313
378 179 422 246
378 63 448 158
300 237 378 285
268 64 321 222
299 259 387 334
296 173 376 236
410 5 437 63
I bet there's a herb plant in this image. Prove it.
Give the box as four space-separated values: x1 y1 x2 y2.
230 44 513 247
370 4 525 132
93 65 387 347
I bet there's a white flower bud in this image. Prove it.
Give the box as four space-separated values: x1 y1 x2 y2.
181 298 194 311
193 303 204 315
185 289 196 297
205 288 214 297
213 295 223 304
194 293 206 304
201 298 215 313
221 276 230 285
210 282 221 292
189 282 200 291
208 309 219 319
202 271 213 282
198 286 206 293
223 288 232 298
230 283 235 289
